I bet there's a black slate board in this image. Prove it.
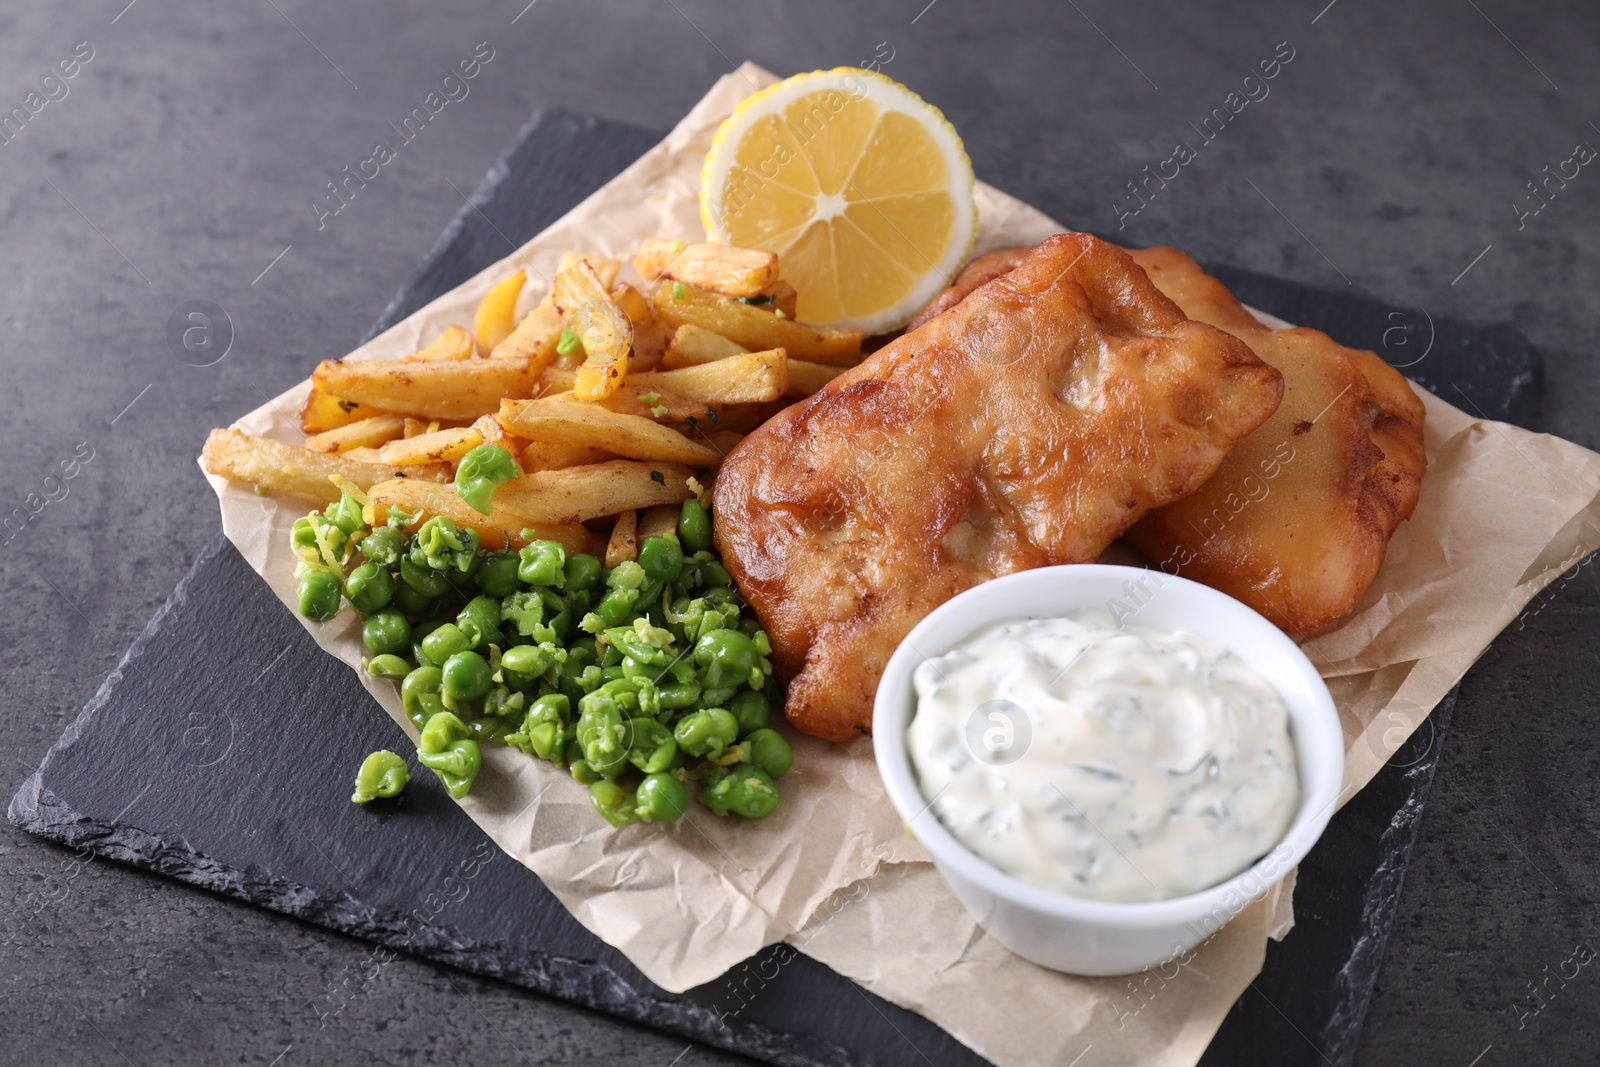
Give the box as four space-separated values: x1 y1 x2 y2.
10 108 1538 1067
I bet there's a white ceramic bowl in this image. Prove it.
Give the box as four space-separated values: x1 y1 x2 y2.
872 564 1343 977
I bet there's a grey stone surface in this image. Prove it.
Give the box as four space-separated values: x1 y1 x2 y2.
0 1 1595 1064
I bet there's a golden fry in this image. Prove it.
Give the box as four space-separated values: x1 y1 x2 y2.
404 325 473 362
304 414 408 454
661 324 748 369
638 503 680 541
611 282 673 369
606 509 638 567
498 398 721 466
490 303 563 367
301 377 385 434
201 429 446 506
365 477 592 554
760 280 798 319
493 460 697 526
633 237 779 299
650 281 861 364
631 350 787 406
557 252 620 289
552 260 632 401
377 426 484 466
521 439 613 471
475 270 526 355
313 357 538 421
786 358 846 397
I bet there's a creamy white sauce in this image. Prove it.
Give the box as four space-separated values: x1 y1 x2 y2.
906 609 1299 902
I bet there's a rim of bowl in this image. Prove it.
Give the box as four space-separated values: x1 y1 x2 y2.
872 563 1345 928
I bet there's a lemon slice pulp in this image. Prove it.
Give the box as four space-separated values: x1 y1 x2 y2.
700 68 977 334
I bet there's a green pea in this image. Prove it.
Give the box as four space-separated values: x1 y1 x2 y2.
391 575 434 616
361 609 411 656
476 554 524 598
421 622 472 665
728 689 771 736
416 711 482 798
698 560 732 588
589 587 639 630
624 717 677 774
569 756 600 785
467 715 516 745
400 555 450 598
410 618 446 665
455 444 521 515
410 515 478 573
290 516 320 557
678 498 712 554
350 750 409 803
588 780 640 827
502 643 561 677
743 728 793 778
360 523 407 566
637 535 685 583
297 571 343 621
694 629 760 690
673 707 740 759
635 772 688 823
698 763 780 818
455 596 503 649
401 666 444 728
326 492 365 535
563 553 603 592
517 539 567 587
441 650 492 702
366 653 412 679
344 561 395 613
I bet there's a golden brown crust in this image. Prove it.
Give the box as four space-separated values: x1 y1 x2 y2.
712 234 1285 741
1120 246 1427 637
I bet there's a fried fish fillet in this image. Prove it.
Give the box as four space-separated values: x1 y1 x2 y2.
1121 246 1427 636
712 234 1285 741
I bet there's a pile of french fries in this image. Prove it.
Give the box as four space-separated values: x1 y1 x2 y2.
202 238 864 565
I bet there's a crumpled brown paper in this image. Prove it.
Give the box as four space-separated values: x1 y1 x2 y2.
201 63 1600 1067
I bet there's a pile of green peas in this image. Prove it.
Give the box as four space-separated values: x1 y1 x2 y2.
293 491 793 826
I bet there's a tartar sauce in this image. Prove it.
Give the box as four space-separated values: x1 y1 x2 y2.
906 609 1299 902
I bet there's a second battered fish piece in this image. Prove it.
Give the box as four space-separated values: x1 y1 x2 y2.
1122 246 1427 637
713 234 1285 741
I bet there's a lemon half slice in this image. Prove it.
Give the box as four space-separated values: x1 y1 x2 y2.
701 68 977 334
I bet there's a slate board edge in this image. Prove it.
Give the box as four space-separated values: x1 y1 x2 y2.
1320 691 1458 1067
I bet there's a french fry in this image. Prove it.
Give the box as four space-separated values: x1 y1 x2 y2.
304 414 408 454
498 398 721 466
760 280 799 319
611 282 672 369
536 374 705 422
201 429 447 506
301 376 385 434
630 350 787 406
469 414 521 450
490 302 563 366
377 426 484 466
705 430 745 455
606 509 638 567
522 439 614 472
313 357 538 421
558 252 620 289
404 325 473 362
402 417 434 438
552 260 632 401
493 461 697 526
365 477 592 554
634 238 779 299
650 281 861 364
638 503 680 541
661 324 747 369
475 270 526 355
786 358 847 397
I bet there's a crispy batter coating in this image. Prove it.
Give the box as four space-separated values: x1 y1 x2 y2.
712 234 1285 741
1121 246 1427 637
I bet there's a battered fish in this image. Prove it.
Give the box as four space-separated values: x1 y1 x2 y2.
1121 246 1426 636
712 234 1285 741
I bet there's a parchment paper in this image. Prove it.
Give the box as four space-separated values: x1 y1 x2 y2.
202 63 1600 1066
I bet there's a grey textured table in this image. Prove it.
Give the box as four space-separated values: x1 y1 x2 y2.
2 2 1596 1065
